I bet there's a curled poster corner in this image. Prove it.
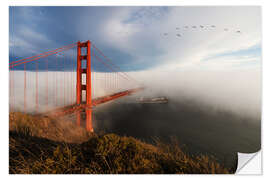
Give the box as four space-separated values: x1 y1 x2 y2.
236 151 261 174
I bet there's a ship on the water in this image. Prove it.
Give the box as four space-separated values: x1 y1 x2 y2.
136 97 168 104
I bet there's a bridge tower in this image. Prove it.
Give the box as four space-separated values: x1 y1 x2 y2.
76 40 93 132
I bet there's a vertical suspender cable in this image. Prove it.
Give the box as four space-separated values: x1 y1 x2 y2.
92 59 94 99
9 69 11 111
68 51 70 105
71 50 74 103
63 54 66 106
10 68 14 111
56 56 58 107
68 53 70 105
46 58 48 111
114 72 115 93
35 61 38 113
13 70 15 111
24 64 27 113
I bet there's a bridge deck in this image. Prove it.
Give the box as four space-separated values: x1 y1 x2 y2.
46 87 144 117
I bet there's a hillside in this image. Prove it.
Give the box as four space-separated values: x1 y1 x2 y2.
9 112 232 174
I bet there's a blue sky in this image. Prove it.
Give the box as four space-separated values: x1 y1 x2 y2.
9 6 261 71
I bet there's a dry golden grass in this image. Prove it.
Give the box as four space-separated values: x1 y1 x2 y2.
9 112 232 174
9 112 91 143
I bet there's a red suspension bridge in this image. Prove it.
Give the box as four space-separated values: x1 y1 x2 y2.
9 40 144 132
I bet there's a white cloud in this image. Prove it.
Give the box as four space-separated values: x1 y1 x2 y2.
97 6 261 71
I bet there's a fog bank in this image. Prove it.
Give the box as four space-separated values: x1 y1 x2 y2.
129 69 261 120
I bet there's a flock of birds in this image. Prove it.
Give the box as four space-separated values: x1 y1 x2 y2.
162 25 242 38
116 25 242 38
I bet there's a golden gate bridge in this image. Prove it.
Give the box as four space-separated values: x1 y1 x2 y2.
9 40 144 132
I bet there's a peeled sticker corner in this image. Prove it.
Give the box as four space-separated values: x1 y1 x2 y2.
236 151 261 174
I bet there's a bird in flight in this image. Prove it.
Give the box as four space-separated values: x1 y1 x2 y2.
176 34 181 37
